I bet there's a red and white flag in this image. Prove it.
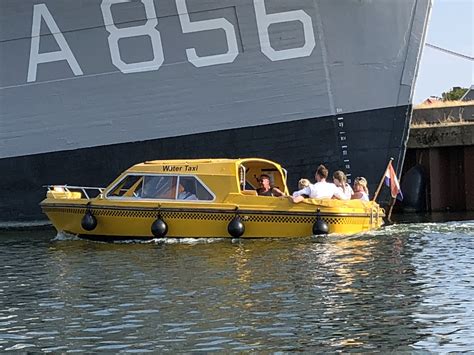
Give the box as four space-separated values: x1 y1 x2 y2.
384 161 403 201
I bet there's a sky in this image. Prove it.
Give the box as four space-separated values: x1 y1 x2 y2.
413 0 473 103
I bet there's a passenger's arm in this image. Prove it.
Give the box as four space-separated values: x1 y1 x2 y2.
292 186 310 198
332 189 345 200
291 195 305 203
272 187 285 197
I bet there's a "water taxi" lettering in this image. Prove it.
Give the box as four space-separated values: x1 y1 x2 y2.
162 165 198 172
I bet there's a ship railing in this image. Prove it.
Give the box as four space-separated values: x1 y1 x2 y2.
45 185 105 200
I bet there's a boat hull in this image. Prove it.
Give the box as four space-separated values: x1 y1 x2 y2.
41 200 384 239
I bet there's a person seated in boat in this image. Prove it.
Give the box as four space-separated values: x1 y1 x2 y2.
177 183 198 200
351 176 369 201
332 170 353 200
297 178 311 198
256 174 285 197
292 164 342 202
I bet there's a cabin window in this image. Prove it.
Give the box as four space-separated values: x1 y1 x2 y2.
177 176 213 201
141 175 177 199
238 164 256 191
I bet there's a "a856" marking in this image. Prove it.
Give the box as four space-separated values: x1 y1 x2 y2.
27 0 316 82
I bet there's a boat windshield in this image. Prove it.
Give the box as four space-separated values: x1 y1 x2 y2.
107 175 143 197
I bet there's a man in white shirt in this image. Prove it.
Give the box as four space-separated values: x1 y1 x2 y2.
292 164 342 202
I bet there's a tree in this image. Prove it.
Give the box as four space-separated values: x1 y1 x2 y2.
441 87 468 101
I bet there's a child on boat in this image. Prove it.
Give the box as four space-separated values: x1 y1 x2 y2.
297 178 311 198
352 176 369 201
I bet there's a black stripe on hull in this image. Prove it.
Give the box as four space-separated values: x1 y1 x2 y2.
1 105 410 222
42 204 378 219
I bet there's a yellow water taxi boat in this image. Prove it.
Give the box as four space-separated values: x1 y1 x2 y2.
41 158 384 239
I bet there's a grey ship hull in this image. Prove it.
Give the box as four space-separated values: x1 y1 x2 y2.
0 0 431 222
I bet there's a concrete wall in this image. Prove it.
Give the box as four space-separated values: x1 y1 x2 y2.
409 124 474 148
412 104 474 124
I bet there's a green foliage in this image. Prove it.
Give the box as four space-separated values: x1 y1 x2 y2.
442 87 468 101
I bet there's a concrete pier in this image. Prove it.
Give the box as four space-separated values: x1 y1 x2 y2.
412 103 474 125
403 122 474 212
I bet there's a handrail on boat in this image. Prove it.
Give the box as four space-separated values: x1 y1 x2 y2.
44 185 105 200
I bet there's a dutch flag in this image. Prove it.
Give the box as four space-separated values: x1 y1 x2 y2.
384 161 403 201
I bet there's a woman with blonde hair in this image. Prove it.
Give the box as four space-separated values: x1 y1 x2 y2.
332 170 353 200
352 177 369 201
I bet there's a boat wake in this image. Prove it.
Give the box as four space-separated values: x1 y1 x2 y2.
0 220 52 231
151 237 227 245
350 219 474 239
71 236 228 245
53 231 81 241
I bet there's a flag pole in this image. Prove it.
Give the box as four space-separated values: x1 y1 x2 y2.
387 197 396 223
372 158 394 202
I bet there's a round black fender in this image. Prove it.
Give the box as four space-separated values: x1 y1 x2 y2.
151 217 168 238
228 216 245 238
81 210 97 231
313 210 328 235
401 164 426 212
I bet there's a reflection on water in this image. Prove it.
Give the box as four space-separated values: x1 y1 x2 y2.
0 219 473 352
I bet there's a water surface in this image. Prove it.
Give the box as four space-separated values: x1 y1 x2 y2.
1 219 473 352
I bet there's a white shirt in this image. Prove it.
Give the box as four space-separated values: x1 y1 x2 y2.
178 191 197 200
337 183 354 200
359 192 369 201
293 181 339 199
